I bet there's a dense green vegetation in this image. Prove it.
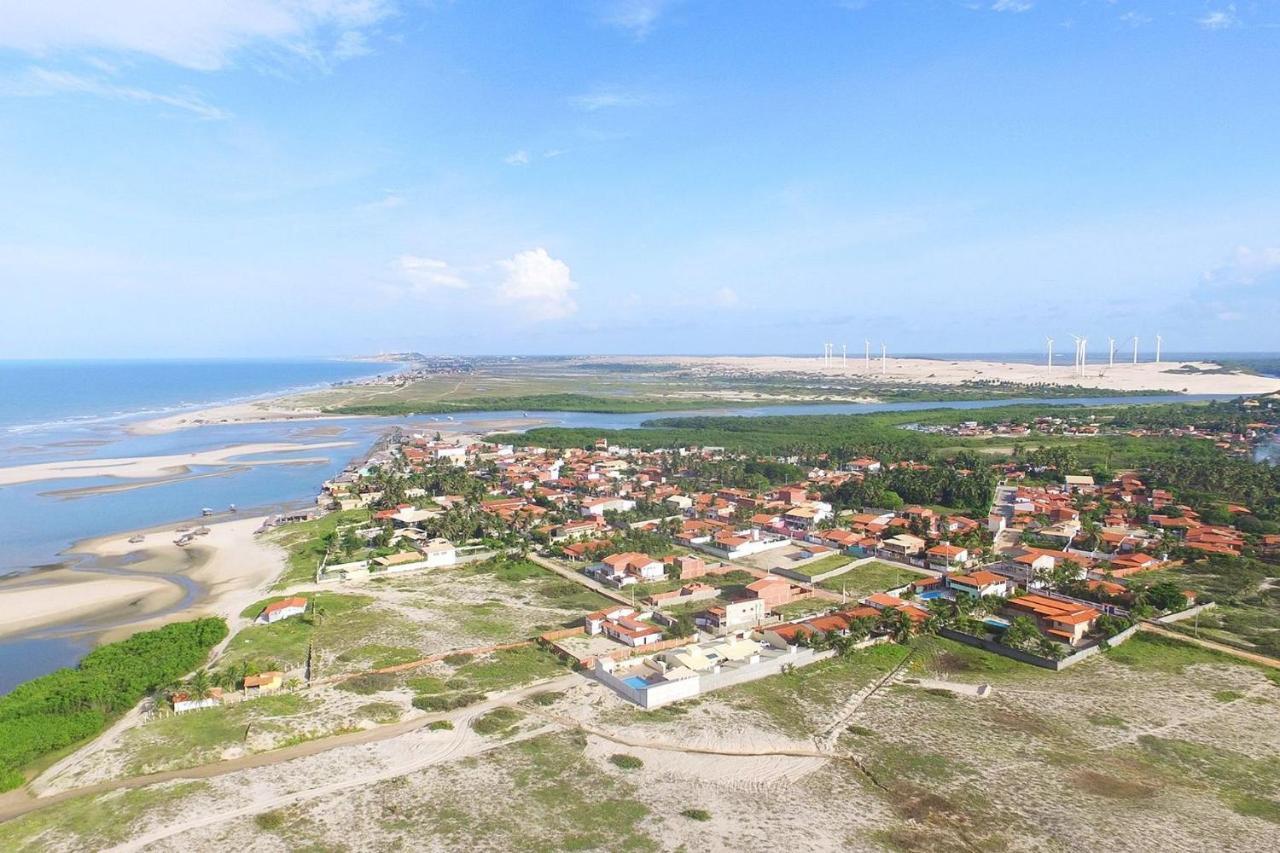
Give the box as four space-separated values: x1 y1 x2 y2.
322 393 737 416
0 617 228 791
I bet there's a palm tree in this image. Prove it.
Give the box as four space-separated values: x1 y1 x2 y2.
188 669 212 700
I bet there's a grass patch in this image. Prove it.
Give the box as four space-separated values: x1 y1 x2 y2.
412 692 484 712
818 561 926 597
1086 712 1128 728
268 509 372 589
427 720 454 731
910 635 1046 684
1231 795 1280 824
335 644 422 669
337 672 398 695
1073 770 1157 800
609 754 644 770
1106 632 1260 674
1214 690 1246 703
790 553 853 578
723 643 910 736
255 809 287 831
0 781 209 850
680 808 712 821
473 707 525 737
356 702 402 724
451 646 568 694
529 691 563 707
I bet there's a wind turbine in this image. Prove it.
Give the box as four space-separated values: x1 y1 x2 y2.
881 343 887 377
1071 335 1083 378
1046 337 1054 374
864 340 871 371
1155 333 1162 364
1132 336 1139 364
842 343 847 369
1080 338 1088 377
1108 337 1115 368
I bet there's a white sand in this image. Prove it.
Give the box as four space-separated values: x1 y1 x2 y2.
611 354 1280 395
129 402 339 436
0 441 354 487
0 516 286 642
606 350 1280 394
0 576 181 639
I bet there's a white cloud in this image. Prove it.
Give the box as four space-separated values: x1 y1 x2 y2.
0 0 393 71
0 67 228 118
1119 11 1152 27
497 248 578 321
600 0 673 38
1202 246 1280 286
712 287 739 307
393 255 469 292
991 0 1033 12
504 149 531 166
568 88 653 112
1198 5 1239 30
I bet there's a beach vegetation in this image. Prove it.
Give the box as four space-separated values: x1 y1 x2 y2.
0 618 227 791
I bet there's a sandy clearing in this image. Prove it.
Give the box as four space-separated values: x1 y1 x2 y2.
0 442 355 487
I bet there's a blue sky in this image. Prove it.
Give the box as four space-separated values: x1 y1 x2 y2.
1 0 1278 357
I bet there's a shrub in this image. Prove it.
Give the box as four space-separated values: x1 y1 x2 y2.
609 753 644 770
411 692 484 712
680 808 712 822
472 708 524 736
255 810 286 830
443 653 474 667
427 720 454 731
337 673 396 695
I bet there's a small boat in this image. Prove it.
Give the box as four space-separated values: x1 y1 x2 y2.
174 535 194 547
193 526 211 536
201 507 214 516
228 504 238 513
175 526 192 533
128 534 145 544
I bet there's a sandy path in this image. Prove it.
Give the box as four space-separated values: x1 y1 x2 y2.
1138 621 1280 669
0 441 354 487
0 675 581 834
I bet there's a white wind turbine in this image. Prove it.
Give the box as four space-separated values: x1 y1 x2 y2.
1046 337 1054 375
864 339 871 371
1108 337 1116 368
1080 337 1088 377
842 343 847 369
1132 335 1139 364
881 343 887 377
1155 333 1163 364
1071 335 1083 377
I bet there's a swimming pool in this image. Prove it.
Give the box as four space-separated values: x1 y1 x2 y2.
918 591 946 600
984 617 1010 630
623 676 649 690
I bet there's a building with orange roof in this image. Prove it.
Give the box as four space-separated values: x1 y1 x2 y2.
1005 593 1100 646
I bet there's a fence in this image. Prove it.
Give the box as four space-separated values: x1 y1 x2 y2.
937 623 1138 671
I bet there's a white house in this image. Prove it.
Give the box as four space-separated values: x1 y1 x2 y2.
580 497 636 517
256 596 308 624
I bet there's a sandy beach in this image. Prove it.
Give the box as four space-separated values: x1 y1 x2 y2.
0 441 355 487
128 401 340 435
0 516 286 643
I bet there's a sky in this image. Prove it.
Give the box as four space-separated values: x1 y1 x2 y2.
1 0 1278 358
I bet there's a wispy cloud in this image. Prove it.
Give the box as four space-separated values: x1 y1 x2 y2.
1119 11 1152 27
0 67 228 119
1198 5 1239 30
0 0 394 71
504 149 531 166
568 87 654 112
393 255 469 292
599 0 674 38
990 0 1034 12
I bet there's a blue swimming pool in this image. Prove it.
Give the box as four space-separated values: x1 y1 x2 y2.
623 676 649 690
918 591 945 600
984 617 1010 630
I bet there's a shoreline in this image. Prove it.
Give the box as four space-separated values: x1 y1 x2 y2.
0 441 356 488
0 515 285 646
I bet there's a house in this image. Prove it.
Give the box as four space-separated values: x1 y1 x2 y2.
676 555 708 579
743 575 805 610
696 597 766 633
172 687 224 714
580 497 636 517
604 614 664 647
1063 474 1096 493
243 671 284 694
1005 593 1100 646
945 570 1013 598
589 552 665 587
585 605 636 635
420 538 457 568
257 596 307 624
926 544 969 571
880 534 926 558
